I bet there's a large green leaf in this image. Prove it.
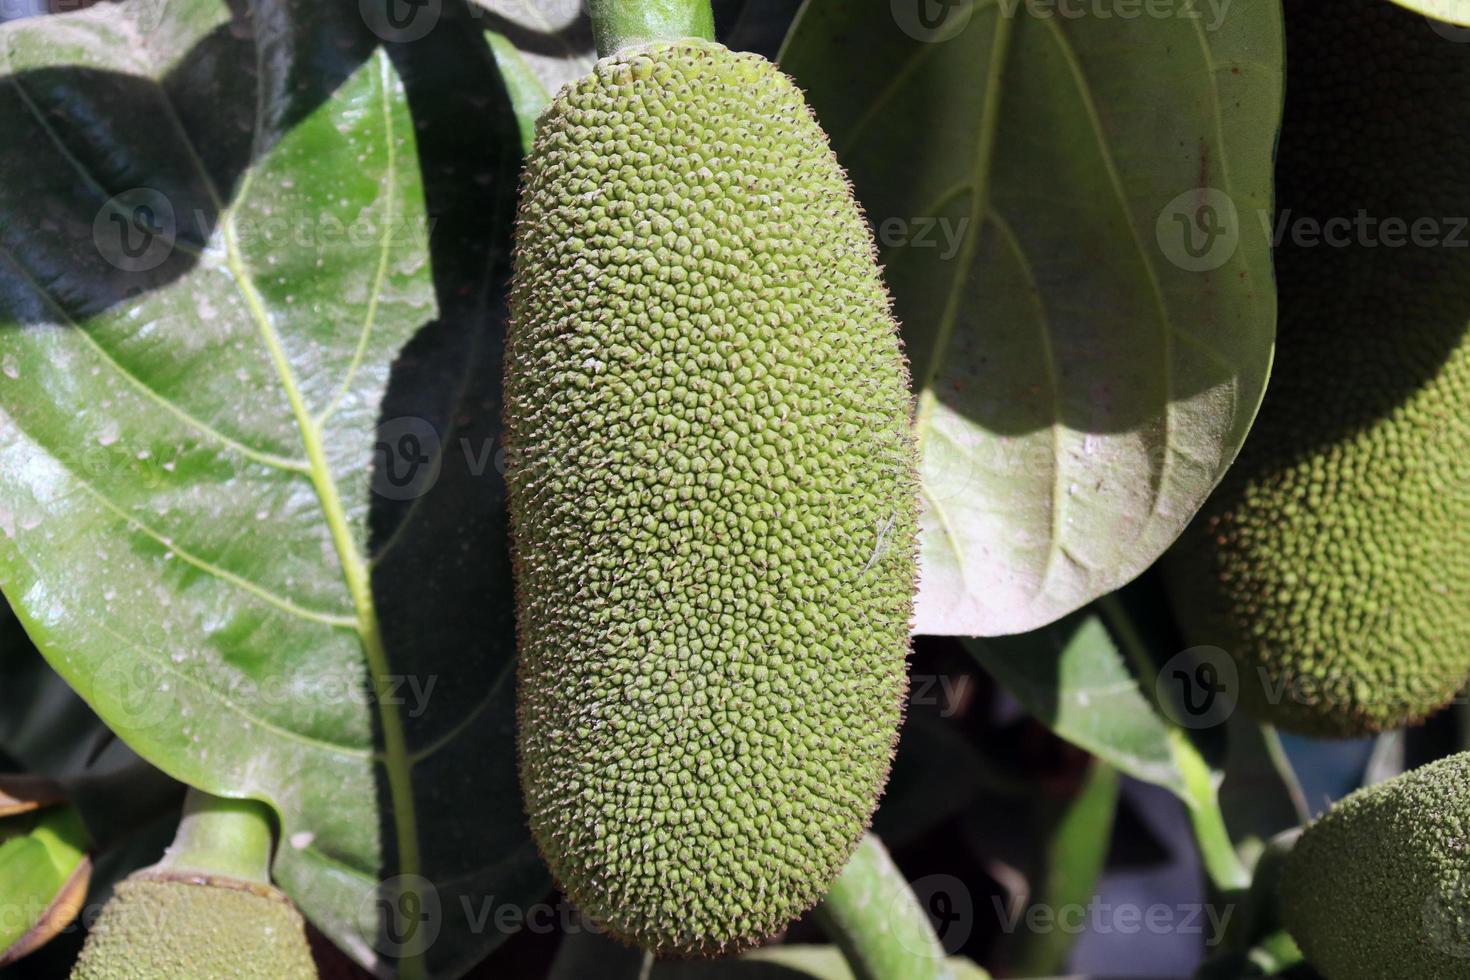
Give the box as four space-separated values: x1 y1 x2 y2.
781 0 1283 635
0 2 543 976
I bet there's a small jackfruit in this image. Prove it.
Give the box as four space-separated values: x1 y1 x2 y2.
507 40 919 954
1164 0 1470 735
1281 752 1470 980
70 871 316 980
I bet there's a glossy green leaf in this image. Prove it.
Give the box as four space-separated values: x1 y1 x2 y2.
781 0 1283 636
967 614 1186 796
1390 0 1470 25
0 804 90 967
486 30 552 153
967 603 1249 891
0 2 542 976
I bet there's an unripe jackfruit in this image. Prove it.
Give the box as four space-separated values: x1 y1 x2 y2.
1164 0 1470 735
1281 752 1470 980
70 871 316 980
506 40 919 954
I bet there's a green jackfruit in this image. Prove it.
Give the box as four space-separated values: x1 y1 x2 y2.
1281 752 1470 980
507 39 919 954
70 871 316 980
1164 0 1470 735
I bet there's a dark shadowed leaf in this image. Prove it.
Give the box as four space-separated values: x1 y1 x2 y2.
781 0 1283 635
0 1 543 975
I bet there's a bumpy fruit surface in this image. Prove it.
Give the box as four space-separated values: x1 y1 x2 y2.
70 872 316 980
1164 0 1470 735
1282 752 1470 980
506 39 919 954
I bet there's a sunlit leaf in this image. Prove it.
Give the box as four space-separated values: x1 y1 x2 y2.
782 0 1283 635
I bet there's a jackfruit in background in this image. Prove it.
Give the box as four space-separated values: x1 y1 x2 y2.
1164 0 1470 735
1282 752 1470 980
70 872 316 980
506 39 919 954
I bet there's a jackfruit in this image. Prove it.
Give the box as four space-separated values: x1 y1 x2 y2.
506 39 919 954
1281 752 1470 980
70 871 316 980
1164 0 1470 735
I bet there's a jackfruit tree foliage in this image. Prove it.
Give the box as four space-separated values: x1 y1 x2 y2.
1165 0 1470 735
507 40 920 954
1283 752 1470 980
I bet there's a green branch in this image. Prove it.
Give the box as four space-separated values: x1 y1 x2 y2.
814 835 954 980
588 0 716 57
1095 595 1251 894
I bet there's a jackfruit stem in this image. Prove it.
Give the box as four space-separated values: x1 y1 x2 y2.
155 789 275 886
588 0 715 57
813 835 955 980
1094 595 1252 894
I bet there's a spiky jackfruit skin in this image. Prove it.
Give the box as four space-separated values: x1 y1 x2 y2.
1282 752 1470 980
70 872 316 979
506 40 919 955
1164 0 1470 735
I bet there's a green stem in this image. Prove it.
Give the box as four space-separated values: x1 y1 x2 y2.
588 0 716 57
814 835 953 980
1095 595 1251 894
156 788 275 885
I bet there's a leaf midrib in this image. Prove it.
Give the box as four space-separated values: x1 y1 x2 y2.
224 41 423 938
